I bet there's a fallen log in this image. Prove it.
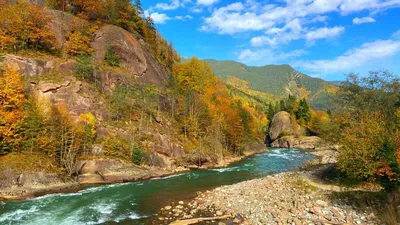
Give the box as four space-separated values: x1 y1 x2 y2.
169 215 230 225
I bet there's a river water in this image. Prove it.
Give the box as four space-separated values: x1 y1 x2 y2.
0 148 314 225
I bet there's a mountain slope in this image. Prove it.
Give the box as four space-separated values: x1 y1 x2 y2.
204 59 338 110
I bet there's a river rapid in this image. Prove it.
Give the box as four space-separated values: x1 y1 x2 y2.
0 148 314 225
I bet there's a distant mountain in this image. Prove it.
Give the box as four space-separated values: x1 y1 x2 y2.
328 80 345 86
203 59 338 110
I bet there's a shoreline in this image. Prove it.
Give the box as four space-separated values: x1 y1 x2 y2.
0 144 268 202
162 171 378 225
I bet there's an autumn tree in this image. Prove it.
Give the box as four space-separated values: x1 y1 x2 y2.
64 31 93 56
0 67 25 154
69 0 106 20
0 1 56 52
331 71 400 189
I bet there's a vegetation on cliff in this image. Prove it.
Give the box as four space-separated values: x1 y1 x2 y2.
0 0 267 175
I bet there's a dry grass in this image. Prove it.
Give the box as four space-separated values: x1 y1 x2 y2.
0 151 63 174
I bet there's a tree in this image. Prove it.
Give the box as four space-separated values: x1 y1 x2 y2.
64 31 92 56
0 1 56 52
296 98 311 125
134 0 143 15
332 71 400 189
0 67 25 154
76 52 94 81
104 44 120 67
46 0 69 12
69 0 106 20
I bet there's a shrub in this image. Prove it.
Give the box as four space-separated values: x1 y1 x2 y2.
75 52 94 81
104 44 120 67
131 145 146 165
103 136 130 160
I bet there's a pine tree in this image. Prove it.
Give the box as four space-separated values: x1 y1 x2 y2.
135 0 143 15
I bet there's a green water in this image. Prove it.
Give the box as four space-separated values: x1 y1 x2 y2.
0 148 314 225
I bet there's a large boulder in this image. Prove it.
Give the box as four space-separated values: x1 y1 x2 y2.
91 25 147 76
269 111 295 142
271 136 322 150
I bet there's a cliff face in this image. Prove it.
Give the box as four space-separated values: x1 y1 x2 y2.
0 8 186 177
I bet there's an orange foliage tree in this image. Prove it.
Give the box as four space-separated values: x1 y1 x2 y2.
172 58 265 156
0 67 26 154
70 0 106 20
0 1 56 52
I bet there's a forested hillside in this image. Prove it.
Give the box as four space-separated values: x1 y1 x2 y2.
204 59 338 110
0 0 266 175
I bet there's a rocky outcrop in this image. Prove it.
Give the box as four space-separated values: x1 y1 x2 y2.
0 55 55 77
271 135 322 150
75 159 173 184
269 111 297 142
0 168 79 200
92 25 147 76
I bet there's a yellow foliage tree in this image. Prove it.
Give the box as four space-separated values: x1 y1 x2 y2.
0 1 56 52
64 31 93 56
0 67 25 154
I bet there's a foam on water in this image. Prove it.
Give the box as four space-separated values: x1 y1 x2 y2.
150 173 185 180
210 166 241 173
0 206 39 223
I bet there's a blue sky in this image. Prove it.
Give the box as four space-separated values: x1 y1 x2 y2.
143 0 400 81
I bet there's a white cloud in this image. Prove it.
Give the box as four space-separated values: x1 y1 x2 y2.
192 8 203 13
155 0 181 10
196 0 218 6
200 2 274 34
305 26 345 41
250 25 344 47
150 12 171 24
175 15 193 20
201 0 400 37
353 16 376 24
294 38 400 74
238 48 307 65
393 29 400 39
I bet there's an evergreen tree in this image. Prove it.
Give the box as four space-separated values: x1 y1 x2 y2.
135 0 143 15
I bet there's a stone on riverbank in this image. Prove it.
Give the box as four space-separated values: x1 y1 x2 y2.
177 172 378 225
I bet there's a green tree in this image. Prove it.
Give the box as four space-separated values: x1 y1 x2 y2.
134 0 143 15
76 52 94 81
333 70 400 189
104 44 120 67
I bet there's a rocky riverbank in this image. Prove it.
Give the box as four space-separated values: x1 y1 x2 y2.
0 146 267 201
161 172 378 225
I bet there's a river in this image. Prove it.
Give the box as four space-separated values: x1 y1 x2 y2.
0 148 314 225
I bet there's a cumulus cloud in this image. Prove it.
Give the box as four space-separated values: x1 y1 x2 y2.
155 0 181 11
294 38 400 74
196 0 218 6
353 16 376 24
305 26 345 41
250 25 344 47
200 2 274 34
201 0 400 44
150 12 171 24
